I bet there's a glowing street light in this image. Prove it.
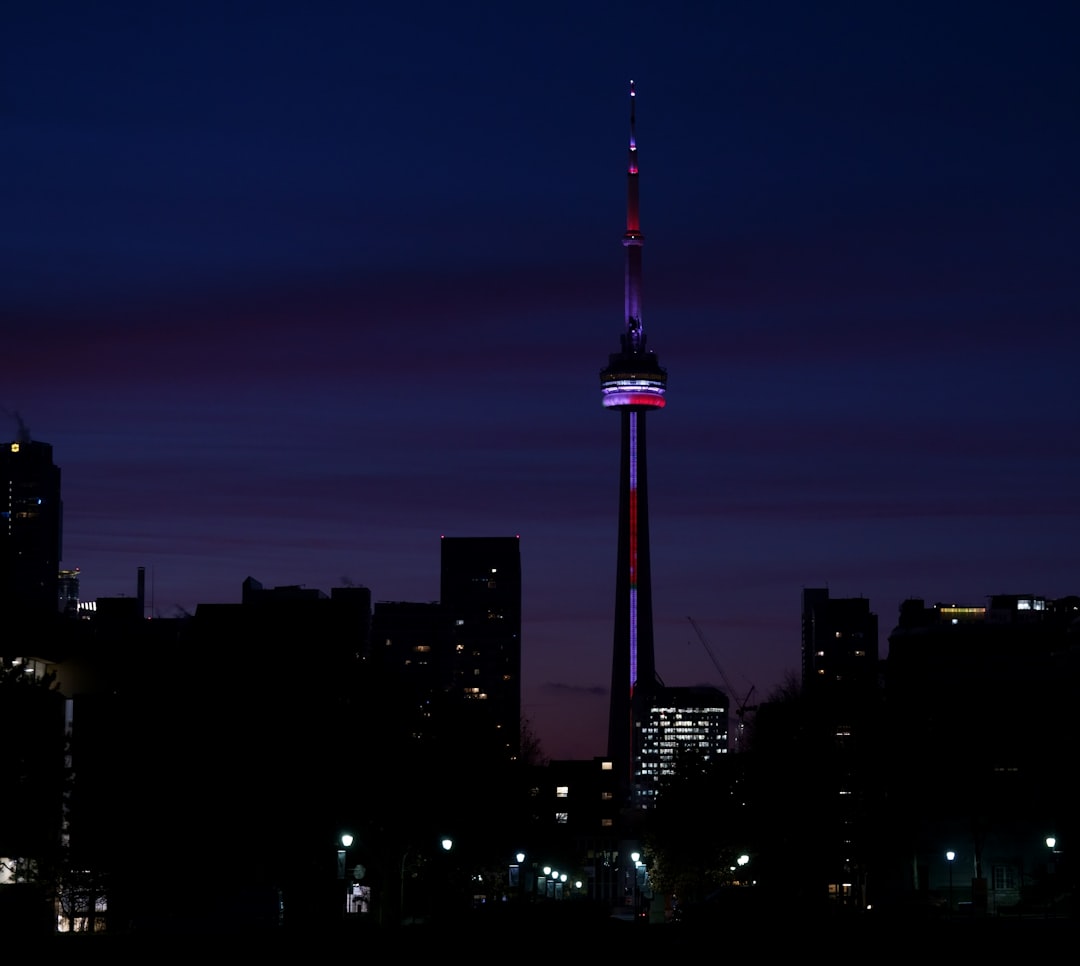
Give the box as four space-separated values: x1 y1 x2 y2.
945 850 956 915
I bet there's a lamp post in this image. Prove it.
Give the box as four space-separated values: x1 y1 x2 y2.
631 851 644 920
512 852 526 901
338 833 354 918
945 851 955 916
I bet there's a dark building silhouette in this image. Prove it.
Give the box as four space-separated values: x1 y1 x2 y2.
530 757 619 902
797 589 882 908
57 568 80 616
882 593 1079 915
439 535 522 760
2 432 62 617
801 587 879 699
601 83 667 797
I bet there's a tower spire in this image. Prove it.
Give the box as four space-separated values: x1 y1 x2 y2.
624 80 644 352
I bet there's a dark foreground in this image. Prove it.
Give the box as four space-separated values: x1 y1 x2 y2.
22 903 1079 960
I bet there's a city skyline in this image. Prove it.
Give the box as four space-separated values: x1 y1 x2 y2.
5 2 1079 759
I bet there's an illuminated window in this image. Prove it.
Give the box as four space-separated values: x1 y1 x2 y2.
556 786 569 798
601 761 613 771
601 818 613 827
555 812 568 824
413 644 430 653
601 792 612 800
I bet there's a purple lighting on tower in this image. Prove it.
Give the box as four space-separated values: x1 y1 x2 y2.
600 81 667 799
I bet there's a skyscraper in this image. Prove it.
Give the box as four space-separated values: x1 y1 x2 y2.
801 588 879 700
2 424 62 617
600 82 667 795
439 536 522 760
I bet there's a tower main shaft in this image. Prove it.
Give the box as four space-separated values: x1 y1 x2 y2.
600 81 667 799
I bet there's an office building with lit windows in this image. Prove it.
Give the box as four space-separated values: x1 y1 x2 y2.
637 686 729 808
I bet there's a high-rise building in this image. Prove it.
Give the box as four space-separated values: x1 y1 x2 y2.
800 588 880 907
2 427 62 617
57 568 81 616
638 686 729 808
439 536 522 760
600 82 667 796
801 588 879 699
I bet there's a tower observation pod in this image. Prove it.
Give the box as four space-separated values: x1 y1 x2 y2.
601 81 667 801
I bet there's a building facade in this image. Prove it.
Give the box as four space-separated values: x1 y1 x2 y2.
439 536 522 761
2 434 62 617
637 686 729 809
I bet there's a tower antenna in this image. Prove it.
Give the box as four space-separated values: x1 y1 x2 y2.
625 79 644 352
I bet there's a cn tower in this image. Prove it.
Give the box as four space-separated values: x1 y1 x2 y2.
600 81 667 798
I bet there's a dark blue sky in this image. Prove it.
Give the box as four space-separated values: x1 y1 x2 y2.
5 1 1078 757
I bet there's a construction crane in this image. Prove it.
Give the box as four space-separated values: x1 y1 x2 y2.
687 616 757 749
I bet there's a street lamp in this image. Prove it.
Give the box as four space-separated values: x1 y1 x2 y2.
630 851 644 920
945 851 956 915
338 833 356 918
1046 836 1058 883
511 852 526 900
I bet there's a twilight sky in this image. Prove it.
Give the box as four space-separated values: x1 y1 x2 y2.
4 1 1078 759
